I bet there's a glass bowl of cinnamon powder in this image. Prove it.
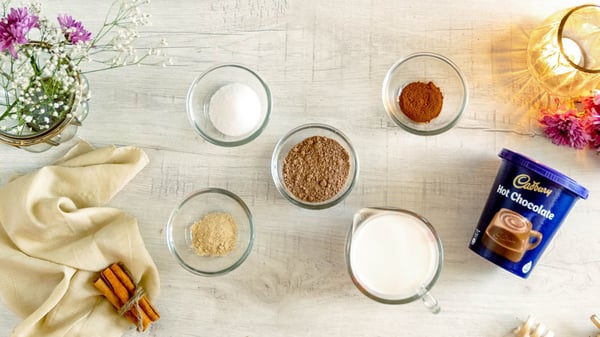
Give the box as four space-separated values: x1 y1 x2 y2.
382 52 468 135
271 123 359 209
166 188 254 276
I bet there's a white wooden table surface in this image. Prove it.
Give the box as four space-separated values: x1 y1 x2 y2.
1 0 599 336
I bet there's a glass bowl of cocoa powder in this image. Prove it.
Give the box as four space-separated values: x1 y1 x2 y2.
382 52 468 135
271 123 359 209
166 188 254 276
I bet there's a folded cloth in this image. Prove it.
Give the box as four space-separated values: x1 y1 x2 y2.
0 141 159 337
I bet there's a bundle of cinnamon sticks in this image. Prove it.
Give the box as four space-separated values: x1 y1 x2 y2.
94 263 160 332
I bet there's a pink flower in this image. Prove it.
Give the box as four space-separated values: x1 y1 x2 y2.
583 91 600 115
0 7 39 58
586 112 600 150
539 109 590 149
57 14 91 44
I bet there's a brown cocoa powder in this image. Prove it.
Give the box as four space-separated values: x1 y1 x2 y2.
282 135 350 203
399 81 444 123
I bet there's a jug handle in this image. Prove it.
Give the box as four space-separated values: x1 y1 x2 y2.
418 287 441 314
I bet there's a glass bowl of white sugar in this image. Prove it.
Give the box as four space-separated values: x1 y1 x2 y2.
186 64 272 147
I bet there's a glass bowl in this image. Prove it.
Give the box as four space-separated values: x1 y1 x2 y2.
166 188 254 276
271 123 359 209
186 64 272 146
382 52 468 135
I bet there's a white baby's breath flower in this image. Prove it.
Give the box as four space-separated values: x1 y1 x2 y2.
27 1 43 15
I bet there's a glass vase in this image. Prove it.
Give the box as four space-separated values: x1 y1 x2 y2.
527 4 600 97
0 75 90 153
0 42 91 152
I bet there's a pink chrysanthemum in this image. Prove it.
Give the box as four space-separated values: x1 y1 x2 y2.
585 112 600 150
583 91 600 115
0 7 39 58
57 14 91 44
539 109 590 149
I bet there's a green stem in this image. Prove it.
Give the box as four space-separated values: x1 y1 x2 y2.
0 100 17 121
29 52 41 77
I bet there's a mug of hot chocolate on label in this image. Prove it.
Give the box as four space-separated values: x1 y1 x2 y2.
482 208 542 263
469 149 589 278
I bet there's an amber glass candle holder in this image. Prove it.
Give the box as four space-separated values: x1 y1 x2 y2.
527 4 600 97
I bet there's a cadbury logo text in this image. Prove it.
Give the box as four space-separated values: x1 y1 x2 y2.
512 174 553 197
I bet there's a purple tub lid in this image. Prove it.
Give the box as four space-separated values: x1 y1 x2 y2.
499 148 589 200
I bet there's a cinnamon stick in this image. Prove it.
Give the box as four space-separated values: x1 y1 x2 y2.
94 262 160 331
99 267 151 331
93 278 138 326
109 263 160 321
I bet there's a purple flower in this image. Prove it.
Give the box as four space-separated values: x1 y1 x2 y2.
57 14 91 44
0 7 39 58
539 109 590 149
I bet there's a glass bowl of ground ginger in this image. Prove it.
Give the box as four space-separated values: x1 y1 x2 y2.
382 52 469 135
271 123 359 209
166 188 254 276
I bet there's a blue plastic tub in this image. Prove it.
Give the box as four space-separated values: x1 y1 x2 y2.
469 148 589 278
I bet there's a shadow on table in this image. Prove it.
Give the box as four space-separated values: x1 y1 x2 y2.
490 18 551 136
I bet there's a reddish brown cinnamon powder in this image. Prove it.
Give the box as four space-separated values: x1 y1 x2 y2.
399 81 444 123
282 136 350 203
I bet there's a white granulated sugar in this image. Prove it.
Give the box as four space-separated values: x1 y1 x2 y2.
208 83 262 137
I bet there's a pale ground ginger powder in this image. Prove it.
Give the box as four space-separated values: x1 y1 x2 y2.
190 212 238 256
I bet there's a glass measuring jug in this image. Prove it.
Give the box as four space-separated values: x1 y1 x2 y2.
345 207 443 314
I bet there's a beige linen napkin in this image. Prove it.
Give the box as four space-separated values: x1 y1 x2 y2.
0 141 159 337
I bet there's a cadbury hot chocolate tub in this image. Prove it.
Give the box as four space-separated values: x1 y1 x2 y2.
469 148 589 278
